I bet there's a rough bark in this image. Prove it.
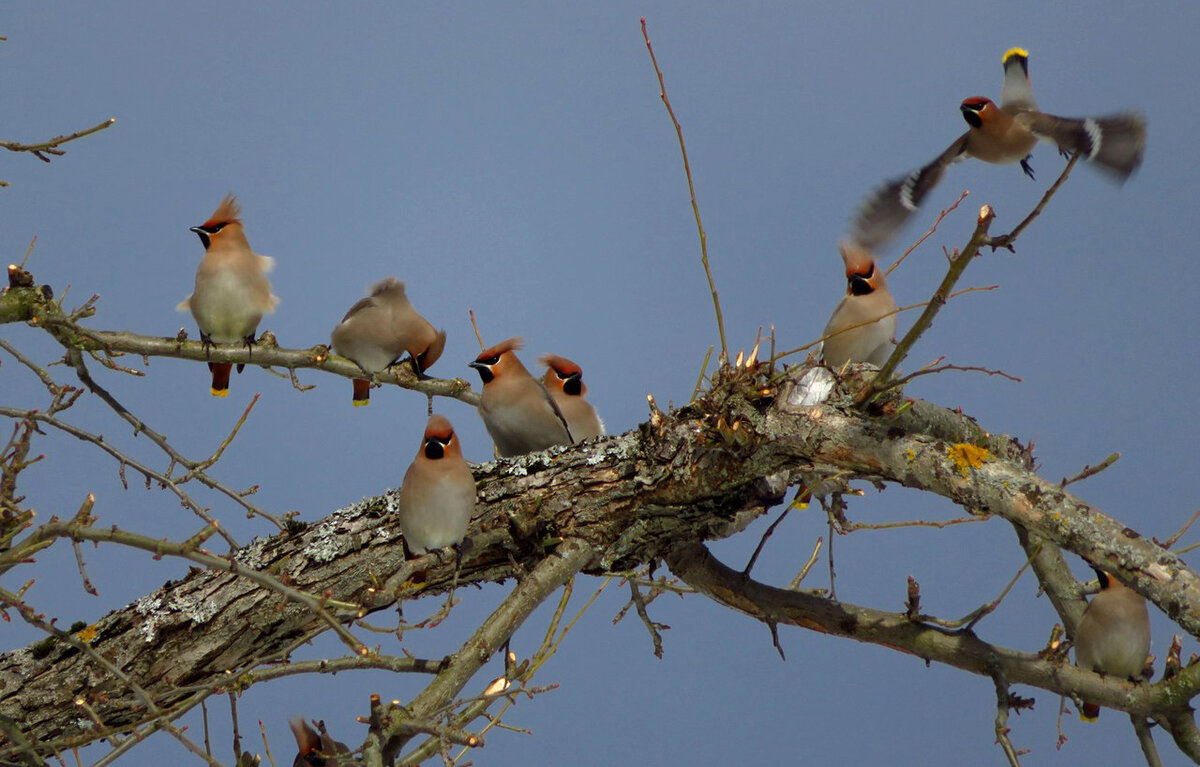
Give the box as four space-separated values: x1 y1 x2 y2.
2 348 1199 761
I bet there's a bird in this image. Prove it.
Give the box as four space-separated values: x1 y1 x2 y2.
396 414 475 555
329 278 446 406
851 47 1147 251
1074 568 1151 721
469 338 573 457
177 194 278 397
820 241 897 368
539 354 605 442
289 716 349 767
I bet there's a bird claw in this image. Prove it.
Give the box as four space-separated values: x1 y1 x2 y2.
1020 156 1036 180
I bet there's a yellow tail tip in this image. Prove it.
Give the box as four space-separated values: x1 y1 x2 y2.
210 388 230 397
352 399 370 408
1003 47 1029 63
1079 712 1098 723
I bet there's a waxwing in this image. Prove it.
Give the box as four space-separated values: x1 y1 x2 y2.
1075 568 1151 721
289 716 349 767
330 278 446 406
852 48 1146 251
820 241 897 368
396 414 475 555
177 194 278 396
539 354 605 442
469 338 573 457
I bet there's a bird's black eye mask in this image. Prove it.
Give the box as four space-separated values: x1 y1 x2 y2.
848 264 875 296
189 222 227 249
424 435 451 459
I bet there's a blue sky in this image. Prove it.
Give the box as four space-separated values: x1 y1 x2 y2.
3 2 1198 764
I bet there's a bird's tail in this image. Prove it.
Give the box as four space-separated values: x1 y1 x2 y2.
209 362 232 397
352 378 370 407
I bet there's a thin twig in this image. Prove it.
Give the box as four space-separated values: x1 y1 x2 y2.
992 674 1023 767
1164 509 1200 550
19 235 37 269
859 205 998 404
887 357 1023 388
1061 452 1121 488
1131 713 1165 767
0 118 115 156
742 506 792 578
691 345 713 401
842 515 988 532
930 543 1039 632
641 18 727 361
770 285 997 366
886 189 969 277
986 153 1081 251
628 580 665 658
468 309 485 351
787 537 823 590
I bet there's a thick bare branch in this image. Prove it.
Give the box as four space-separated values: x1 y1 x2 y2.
0 357 1196 762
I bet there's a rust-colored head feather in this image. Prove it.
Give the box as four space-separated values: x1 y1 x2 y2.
961 96 992 109
424 414 455 440
540 354 587 396
839 240 877 278
539 354 582 377
419 329 447 372
419 414 463 461
476 337 524 362
202 193 242 229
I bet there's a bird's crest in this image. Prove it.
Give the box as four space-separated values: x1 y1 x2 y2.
539 354 582 377
424 414 455 440
1002 47 1029 65
369 277 406 297
839 240 877 278
201 193 242 229
476 337 523 361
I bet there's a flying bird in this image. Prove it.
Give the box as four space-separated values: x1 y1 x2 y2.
469 338 573 457
396 414 475 555
330 278 446 406
1074 568 1151 721
851 48 1147 251
820 241 897 368
178 194 278 396
539 354 605 442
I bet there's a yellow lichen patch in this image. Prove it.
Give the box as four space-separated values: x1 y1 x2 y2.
905 449 916 462
74 624 99 644
948 443 990 476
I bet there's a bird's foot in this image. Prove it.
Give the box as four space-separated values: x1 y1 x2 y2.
1020 156 1036 180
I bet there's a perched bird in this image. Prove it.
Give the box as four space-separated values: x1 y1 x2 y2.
539 354 605 442
177 194 278 397
851 48 1147 251
469 338 573 457
820 241 897 368
330 278 446 406
289 716 349 767
396 414 475 555
1074 568 1151 721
